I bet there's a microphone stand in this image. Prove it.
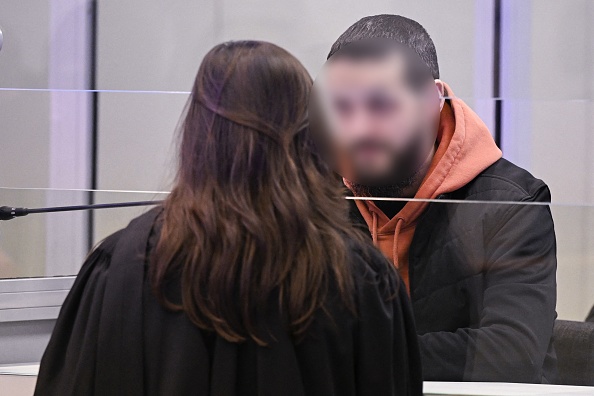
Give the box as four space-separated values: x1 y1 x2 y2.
0 201 163 221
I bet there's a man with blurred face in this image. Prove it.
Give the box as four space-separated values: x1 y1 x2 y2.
323 15 558 383
321 40 442 197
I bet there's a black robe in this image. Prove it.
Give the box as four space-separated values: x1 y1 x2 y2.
34 208 422 395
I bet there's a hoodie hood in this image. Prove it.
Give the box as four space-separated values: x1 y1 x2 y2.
347 82 502 290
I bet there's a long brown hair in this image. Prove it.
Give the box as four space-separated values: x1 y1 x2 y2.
151 41 360 345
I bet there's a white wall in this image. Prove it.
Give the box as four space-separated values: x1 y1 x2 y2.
521 0 594 320
0 1 51 278
0 0 94 278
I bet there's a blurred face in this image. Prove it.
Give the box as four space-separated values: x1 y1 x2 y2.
317 52 439 187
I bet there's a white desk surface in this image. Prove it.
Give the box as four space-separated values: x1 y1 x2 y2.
0 364 39 376
424 381 594 395
1 364 593 396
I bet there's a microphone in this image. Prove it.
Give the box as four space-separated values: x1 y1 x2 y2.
0 200 163 221
0 207 26 220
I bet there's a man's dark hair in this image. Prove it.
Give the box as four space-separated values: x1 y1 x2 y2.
326 38 434 91
328 14 440 80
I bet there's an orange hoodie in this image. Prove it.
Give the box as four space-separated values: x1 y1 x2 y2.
347 83 502 293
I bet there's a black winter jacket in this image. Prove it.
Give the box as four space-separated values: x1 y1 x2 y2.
349 158 559 383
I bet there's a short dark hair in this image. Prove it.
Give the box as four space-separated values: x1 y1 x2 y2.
328 14 440 80
327 38 434 91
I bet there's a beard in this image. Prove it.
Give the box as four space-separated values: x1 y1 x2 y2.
346 130 427 198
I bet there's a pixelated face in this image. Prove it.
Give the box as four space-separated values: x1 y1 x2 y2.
313 47 440 187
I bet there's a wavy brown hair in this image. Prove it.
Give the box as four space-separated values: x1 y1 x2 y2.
151 41 361 345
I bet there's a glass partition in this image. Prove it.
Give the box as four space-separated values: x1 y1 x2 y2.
0 191 593 324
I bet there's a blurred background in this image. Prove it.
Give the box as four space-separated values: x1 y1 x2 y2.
0 0 593 324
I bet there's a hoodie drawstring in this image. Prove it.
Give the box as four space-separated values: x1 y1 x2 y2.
393 218 404 269
370 208 404 270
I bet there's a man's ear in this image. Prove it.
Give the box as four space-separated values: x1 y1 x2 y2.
434 79 445 111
